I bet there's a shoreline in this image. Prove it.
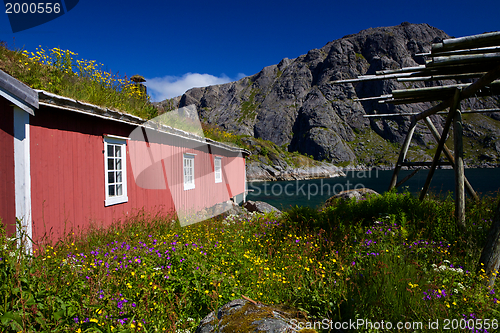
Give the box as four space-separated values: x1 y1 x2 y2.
246 162 500 182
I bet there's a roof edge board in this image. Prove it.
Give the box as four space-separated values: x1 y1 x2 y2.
36 90 248 155
0 69 38 114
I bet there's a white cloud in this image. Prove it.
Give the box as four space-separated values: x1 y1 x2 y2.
145 73 246 102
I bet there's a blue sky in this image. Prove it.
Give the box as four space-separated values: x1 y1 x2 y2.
1 0 499 102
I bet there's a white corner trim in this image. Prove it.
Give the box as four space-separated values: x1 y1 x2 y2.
13 106 32 251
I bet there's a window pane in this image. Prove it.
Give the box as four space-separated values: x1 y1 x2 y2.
116 171 122 183
116 158 122 170
115 146 121 157
108 159 114 171
116 184 122 196
107 145 114 157
108 172 115 184
108 185 115 196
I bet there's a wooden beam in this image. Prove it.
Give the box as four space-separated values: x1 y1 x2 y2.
364 113 418 118
419 88 461 200
392 83 473 99
363 109 500 118
330 72 417 84
431 46 500 57
389 120 416 191
395 168 421 188
355 94 392 102
397 73 485 82
423 117 479 201
432 31 500 53
381 97 445 105
454 110 466 227
400 161 452 167
375 65 425 75
428 53 500 68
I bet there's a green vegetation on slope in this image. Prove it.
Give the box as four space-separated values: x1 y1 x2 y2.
202 123 326 169
0 42 157 119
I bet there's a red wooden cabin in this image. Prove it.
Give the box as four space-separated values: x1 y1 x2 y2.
0 70 248 247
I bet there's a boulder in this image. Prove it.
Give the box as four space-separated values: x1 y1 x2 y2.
209 201 247 218
243 200 282 215
323 188 380 208
195 299 314 333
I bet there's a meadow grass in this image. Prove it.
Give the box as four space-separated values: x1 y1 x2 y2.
1 192 500 332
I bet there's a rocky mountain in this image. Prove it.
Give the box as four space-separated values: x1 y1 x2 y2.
158 22 500 168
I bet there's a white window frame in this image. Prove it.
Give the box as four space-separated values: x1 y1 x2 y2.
104 136 128 206
214 156 222 183
183 153 195 190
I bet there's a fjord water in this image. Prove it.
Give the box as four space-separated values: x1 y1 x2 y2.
246 168 500 210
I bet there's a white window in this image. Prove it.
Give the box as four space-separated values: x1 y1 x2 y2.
104 136 128 206
214 157 222 183
183 154 195 190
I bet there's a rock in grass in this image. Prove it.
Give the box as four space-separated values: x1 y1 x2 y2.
243 200 282 215
195 299 314 333
323 188 380 207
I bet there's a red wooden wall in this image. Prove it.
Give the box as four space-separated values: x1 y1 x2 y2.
28 105 246 243
0 99 16 236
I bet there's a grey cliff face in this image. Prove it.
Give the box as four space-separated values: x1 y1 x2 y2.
158 23 500 166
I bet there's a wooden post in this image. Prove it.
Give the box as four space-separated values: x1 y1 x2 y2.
477 199 500 288
454 109 466 227
423 117 479 201
419 89 461 200
389 119 416 191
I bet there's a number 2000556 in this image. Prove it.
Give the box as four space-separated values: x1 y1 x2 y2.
5 2 61 14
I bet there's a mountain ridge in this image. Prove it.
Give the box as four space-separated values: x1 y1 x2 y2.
157 22 500 168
